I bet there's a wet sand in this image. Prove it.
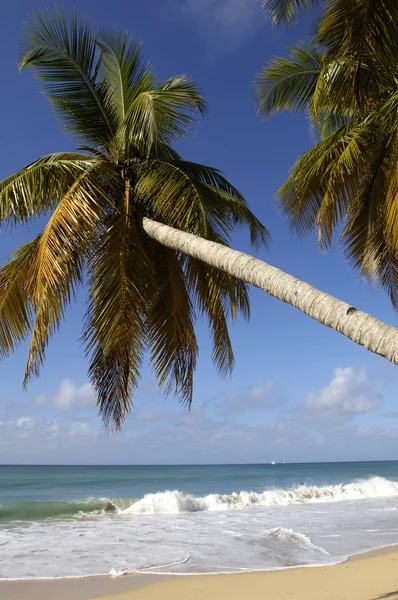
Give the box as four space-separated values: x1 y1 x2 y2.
2 547 398 600
0 573 162 600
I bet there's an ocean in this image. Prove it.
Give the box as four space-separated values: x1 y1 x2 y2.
0 462 398 579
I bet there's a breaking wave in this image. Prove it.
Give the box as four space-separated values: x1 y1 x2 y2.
3 477 397 521
120 477 398 515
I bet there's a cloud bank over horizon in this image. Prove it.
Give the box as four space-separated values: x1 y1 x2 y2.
1 365 396 465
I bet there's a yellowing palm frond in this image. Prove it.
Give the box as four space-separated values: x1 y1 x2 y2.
23 162 116 386
0 152 96 224
145 238 198 405
0 238 40 358
185 256 250 377
82 201 151 428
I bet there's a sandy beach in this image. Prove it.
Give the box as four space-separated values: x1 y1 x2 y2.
1 547 397 600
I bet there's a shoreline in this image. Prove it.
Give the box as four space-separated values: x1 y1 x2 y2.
1 541 397 581
1 544 398 600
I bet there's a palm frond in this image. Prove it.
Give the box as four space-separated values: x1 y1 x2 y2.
341 141 389 273
185 256 250 377
276 120 373 241
382 130 398 254
97 29 154 137
0 238 40 358
82 200 149 429
315 57 392 120
23 161 116 385
356 130 398 308
19 6 117 148
136 160 269 246
342 162 398 310
309 109 351 140
0 152 96 225
124 75 206 157
145 238 198 405
262 0 318 27
257 43 322 118
317 0 398 73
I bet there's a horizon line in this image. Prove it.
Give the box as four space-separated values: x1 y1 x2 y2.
1 459 397 467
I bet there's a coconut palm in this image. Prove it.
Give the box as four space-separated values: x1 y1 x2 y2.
1 9 269 428
1 8 398 428
257 0 398 308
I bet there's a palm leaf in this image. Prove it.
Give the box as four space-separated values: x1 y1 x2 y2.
145 237 198 405
342 171 398 310
309 109 351 140
276 120 377 241
97 29 154 135
136 159 269 246
257 43 323 117
124 75 206 157
185 256 250 377
0 152 96 225
0 238 40 358
19 6 117 148
317 0 398 73
23 161 116 385
262 0 319 27
82 195 150 429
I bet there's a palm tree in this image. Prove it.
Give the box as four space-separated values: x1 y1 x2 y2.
258 0 398 308
1 8 398 428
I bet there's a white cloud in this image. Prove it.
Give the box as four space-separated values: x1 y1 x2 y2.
68 421 95 438
1 367 393 464
302 367 381 416
16 416 33 428
180 0 262 48
220 381 276 415
35 380 96 411
0 376 395 463
0 415 99 456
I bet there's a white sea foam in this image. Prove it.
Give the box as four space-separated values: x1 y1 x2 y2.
109 556 191 576
109 568 131 577
2 476 398 579
119 477 398 515
263 527 330 555
1 487 398 579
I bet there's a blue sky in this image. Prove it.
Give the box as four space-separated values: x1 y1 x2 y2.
0 0 397 465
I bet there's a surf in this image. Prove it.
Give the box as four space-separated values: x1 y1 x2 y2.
2 476 397 522
120 476 398 515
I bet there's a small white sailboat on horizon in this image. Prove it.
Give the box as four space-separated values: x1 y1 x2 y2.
271 460 276 465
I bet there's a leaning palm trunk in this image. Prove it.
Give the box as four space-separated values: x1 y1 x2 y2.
143 217 398 365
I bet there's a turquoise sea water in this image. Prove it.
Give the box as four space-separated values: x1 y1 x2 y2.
1 462 398 578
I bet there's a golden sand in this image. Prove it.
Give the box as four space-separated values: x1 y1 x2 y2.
2 548 398 600
95 548 398 600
